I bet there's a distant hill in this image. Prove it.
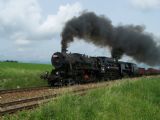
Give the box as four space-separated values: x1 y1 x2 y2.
1 60 18 63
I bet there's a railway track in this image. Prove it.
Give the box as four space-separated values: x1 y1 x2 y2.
0 86 50 95
0 86 100 116
0 94 59 115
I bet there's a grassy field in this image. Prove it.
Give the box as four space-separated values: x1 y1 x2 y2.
0 62 52 90
3 76 160 120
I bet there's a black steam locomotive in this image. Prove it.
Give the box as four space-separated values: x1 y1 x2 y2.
41 51 139 86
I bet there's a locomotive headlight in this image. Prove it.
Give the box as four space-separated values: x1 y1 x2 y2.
101 67 105 71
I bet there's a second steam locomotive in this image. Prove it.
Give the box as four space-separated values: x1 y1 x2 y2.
41 50 148 86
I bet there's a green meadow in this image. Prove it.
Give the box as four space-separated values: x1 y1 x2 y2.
3 76 160 120
0 62 52 90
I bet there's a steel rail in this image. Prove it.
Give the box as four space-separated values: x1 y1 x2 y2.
0 86 50 95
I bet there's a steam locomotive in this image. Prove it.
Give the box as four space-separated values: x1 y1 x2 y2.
41 51 153 86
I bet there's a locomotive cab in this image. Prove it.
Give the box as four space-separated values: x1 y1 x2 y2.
119 62 139 77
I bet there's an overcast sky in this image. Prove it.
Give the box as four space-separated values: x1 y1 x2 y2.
0 0 160 65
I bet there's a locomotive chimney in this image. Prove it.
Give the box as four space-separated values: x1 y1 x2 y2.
61 47 67 53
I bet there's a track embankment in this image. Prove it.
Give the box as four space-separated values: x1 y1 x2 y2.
0 76 147 116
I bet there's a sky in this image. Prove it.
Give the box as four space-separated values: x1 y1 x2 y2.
0 0 160 65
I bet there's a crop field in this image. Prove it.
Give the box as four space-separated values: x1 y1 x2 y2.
2 76 160 120
0 62 52 90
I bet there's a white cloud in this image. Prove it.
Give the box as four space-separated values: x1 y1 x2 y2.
17 48 25 52
131 0 160 10
15 39 31 45
39 3 82 34
0 0 82 46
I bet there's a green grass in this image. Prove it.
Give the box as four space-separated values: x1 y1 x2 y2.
3 76 160 120
0 62 52 89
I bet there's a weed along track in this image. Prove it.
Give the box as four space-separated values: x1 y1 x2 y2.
0 81 114 116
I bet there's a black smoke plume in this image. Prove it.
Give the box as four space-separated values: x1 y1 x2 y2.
61 12 160 66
